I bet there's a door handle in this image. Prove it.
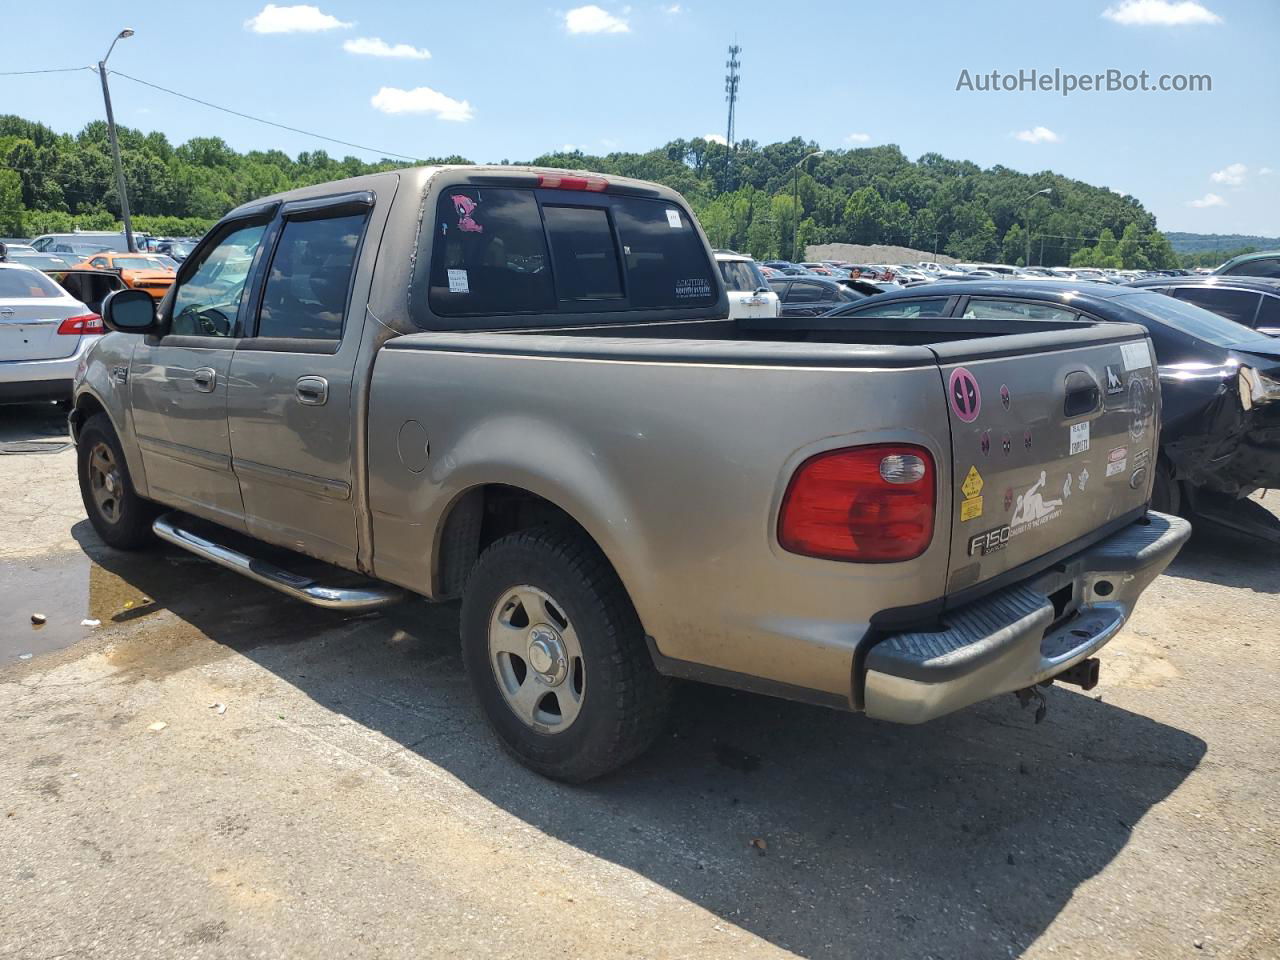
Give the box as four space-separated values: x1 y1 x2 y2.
192 367 217 392
1063 370 1101 418
295 376 329 406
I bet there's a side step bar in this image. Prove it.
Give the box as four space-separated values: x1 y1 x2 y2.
152 513 404 611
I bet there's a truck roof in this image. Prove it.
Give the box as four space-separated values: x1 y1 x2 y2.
223 164 688 221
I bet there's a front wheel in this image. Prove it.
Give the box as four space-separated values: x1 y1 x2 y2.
460 528 670 782
77 413 159 550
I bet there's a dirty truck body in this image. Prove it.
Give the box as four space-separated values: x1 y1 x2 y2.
72 166 1189 779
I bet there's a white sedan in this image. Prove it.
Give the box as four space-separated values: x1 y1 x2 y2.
0 262 103 403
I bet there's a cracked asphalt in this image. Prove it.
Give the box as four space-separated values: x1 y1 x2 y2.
0 402 1277 959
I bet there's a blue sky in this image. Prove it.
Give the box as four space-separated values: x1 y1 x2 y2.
5 0 1278 235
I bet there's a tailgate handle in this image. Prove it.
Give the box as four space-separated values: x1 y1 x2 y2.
1063 371 1101 418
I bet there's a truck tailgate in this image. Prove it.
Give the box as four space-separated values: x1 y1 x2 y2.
935 327 1159 596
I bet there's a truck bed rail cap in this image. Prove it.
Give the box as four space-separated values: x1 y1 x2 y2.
383 332 938 369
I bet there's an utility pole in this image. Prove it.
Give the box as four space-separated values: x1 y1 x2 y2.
98 28 136 253
791 150 822 262
724 44 741 148
1020 187 1051 267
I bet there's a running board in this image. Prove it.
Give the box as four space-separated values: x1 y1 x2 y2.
152 513 404 611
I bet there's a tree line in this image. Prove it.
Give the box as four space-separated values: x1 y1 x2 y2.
1 114 1180 269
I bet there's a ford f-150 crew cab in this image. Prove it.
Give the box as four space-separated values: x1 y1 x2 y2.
72 166 1190 781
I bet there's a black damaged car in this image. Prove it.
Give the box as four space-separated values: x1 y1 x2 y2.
801 280 1280 539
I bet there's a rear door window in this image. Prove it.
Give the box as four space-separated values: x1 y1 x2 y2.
255 212 368 340
787 281 825 303
963 298 1078 322
1168 287 1261 327
849 297 950 318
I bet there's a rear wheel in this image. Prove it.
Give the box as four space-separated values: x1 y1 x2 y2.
77 413 158 550
460 527 670 782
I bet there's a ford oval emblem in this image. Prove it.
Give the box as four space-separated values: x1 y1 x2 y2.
1129 466 1148 490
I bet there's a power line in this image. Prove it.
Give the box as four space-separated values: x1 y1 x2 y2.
0 66 93 77
106 69 422 163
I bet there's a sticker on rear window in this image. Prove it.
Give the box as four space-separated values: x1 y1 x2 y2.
447 269 470 294
1070 421 1090 455
1121 341 1150 372
665 209 682 229
674 278 712 299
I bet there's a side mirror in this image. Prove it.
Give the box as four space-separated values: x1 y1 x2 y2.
101 288 160 335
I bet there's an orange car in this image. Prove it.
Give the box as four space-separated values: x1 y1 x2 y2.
76 251 176 299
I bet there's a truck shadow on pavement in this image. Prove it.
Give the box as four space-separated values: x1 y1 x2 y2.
73 523 1207 960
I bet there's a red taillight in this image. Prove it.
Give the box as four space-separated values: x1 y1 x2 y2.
56 314 104 335
778 444 935 562
537 173 608 192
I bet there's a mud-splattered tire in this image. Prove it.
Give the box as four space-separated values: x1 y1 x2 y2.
77 413 158 550
460 527 671 782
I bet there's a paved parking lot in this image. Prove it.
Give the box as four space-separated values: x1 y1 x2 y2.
1 402 1277 960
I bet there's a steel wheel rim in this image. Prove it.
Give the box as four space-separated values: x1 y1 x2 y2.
88 442 123 525
488 585 585 734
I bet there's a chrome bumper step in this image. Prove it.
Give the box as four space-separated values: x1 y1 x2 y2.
152 513 404 612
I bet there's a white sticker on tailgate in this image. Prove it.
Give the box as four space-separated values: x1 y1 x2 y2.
1121 341 1151 371
1069 421 1090 455
447 269 469 293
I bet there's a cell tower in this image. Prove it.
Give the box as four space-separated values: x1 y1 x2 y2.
724 44 741 148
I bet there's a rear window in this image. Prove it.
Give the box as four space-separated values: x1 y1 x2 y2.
963 299 1079 322
849 297 950 319
1113 292 1274 348
422 186 715 321
0 268 63 298
717 258 766 292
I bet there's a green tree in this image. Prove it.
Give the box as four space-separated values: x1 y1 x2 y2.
0 168 25 234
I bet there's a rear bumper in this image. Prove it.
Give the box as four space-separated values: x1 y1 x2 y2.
863 511 1191 724
0 335 99 401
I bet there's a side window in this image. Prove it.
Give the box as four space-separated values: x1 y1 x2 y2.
788 282 825 303
853 298 950 318
170 221 267 338
611 199 715 309
1256 294 1280 332
91 257 107 268
543 205 623 300
1169 287 1261 327
964 298 1078 322
426 188 555 316
255 212 367 340
1224 258 1280 279
769 281 790 301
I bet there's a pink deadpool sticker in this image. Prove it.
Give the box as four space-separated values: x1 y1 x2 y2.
949 367 982 423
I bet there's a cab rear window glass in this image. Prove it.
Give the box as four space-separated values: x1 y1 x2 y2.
543 205 623 300
611 200 715 309
427 188 556 316
421 187 715 320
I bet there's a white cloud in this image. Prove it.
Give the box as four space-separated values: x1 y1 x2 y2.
702 132 728 145
600 138 619 150
845 132 871 143
1261 167 1275 176
564 5 630 33
1013 126 1062 144
1209 162 1247 186
370 86 473 121
343 37 430 59
1187 192 1226 208
1101 0 1221 26
244 3 352 33
662 3 682 11
560 144 580 152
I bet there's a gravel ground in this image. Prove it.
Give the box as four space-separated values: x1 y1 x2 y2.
0 403 1276 960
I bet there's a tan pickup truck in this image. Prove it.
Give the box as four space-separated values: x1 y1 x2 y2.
71 166 1189 780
